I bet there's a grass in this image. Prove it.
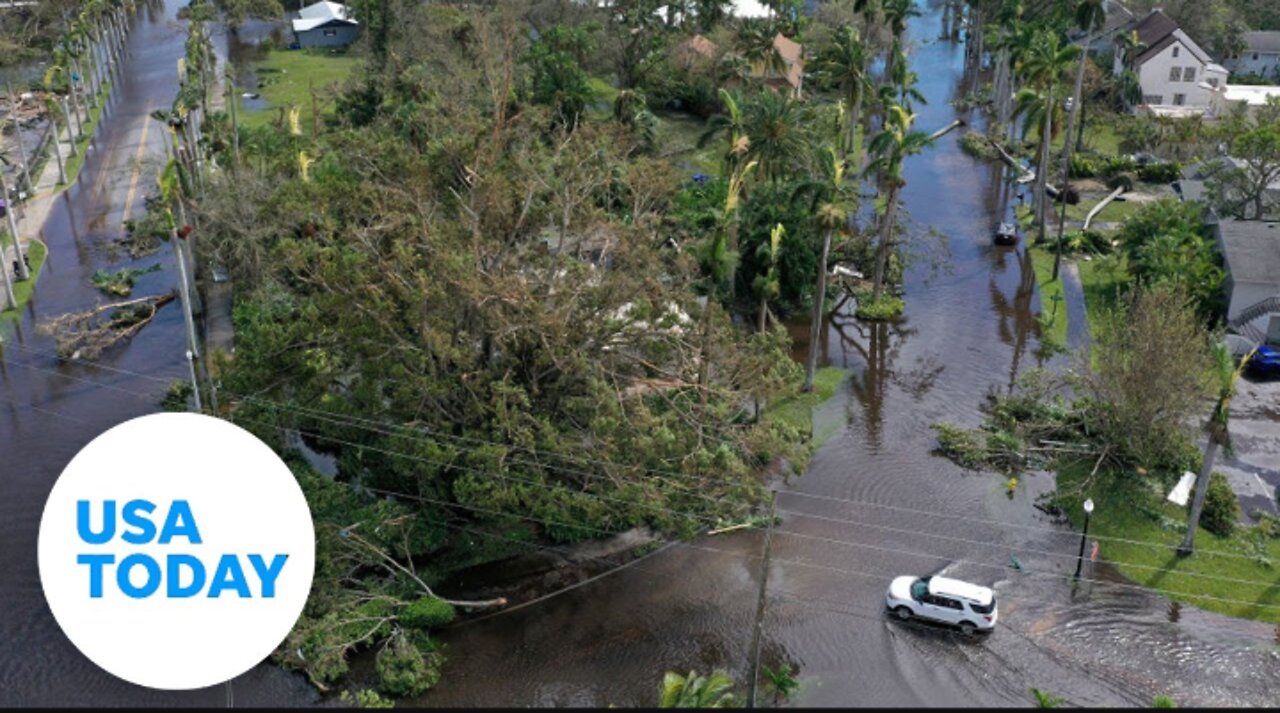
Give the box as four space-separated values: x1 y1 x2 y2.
763 367 846 439
1056 460 1280 624
654 110 721 176
61 82 112 186
239 49 357 130
1029 245 1068 349
1049 117 1123 157
1060 195 1143 225
1076 254 1128 341
0 238 47 320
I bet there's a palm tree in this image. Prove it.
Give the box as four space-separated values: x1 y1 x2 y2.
880 0 920 82
1051 0 1105 272
867 102 932 300
735 20 787 82
743 89 811 184
659 670 737 708
693 0 731 32
698 88 749 174
1179 344 1257 556
793 147 852 391
1015 31 1078 271
816 24 870 158
754 223 784 332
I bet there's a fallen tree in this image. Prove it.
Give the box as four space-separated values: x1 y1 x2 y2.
38 290 176 359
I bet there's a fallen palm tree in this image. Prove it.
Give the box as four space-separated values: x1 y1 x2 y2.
38 290 176 359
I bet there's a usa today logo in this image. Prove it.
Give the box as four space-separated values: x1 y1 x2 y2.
38 413 315 690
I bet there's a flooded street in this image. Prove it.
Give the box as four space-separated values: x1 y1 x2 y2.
1 0 1277 707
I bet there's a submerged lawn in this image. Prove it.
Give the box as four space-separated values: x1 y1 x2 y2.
0 238 47 320
1056 461 1280 624
764 367 846 444
240 49 357 130
1029 246 1068 349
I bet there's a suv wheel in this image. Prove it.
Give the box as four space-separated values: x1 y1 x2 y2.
894 606 912 621
959 621 977 635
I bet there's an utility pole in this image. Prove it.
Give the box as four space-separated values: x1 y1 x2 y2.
186 349 202 412
746 491 778 709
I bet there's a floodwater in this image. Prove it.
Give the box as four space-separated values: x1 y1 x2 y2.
0 0 1277 708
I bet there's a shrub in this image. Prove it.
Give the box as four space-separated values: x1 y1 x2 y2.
855 294 904 321
1069 153 1098 178
399 596 457 629
959 131 1000 160
1194 471 1240 538
1137 161 1181 184
1101 155 1138 176
931 422 987 470
376 635 441 697
1064 229 1112 255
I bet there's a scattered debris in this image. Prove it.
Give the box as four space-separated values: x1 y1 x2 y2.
38 291 177 359
90 263 162 297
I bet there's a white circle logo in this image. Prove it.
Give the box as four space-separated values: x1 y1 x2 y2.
37 413 315 690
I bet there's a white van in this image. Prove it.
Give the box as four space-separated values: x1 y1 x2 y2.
884 575 998 634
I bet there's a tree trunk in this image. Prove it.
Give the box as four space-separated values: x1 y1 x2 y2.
1038 88 1053 254
758 294 768 333
0 170 28 280
1178 436 1221 556
1054 41 1091 281
803 226 834 392
872 183 900 300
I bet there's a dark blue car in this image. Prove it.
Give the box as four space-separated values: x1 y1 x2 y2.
1246 345 1280 380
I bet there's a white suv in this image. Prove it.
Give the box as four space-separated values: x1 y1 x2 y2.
885 575 998 634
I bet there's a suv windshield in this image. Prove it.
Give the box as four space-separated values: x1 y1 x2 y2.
910 577 930 601
970 599 995 615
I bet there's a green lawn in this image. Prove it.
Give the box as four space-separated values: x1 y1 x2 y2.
239 49 357 130
1061 195 1143 225
1050 117 1123 156
1056 460 1280 624
1029 246 1068 349
61 82 112 186
764 367 846 440
1076 254 1128 340
0 238 47 319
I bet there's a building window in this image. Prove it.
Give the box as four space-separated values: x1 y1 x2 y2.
1172 46 1180 58
1169 66 1182 81
1208 77 1219 87
1143 94 1163 104
1173 93 1186 105
323 29 338 36
1255 53 1261 61
1183 66 1196 82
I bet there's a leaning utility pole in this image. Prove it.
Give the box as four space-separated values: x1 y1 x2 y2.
7 85 34 196
746 491 778 709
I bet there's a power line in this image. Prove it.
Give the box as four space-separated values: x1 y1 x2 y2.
4 344 1274 565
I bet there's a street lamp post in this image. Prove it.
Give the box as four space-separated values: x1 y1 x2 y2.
1074 498 1094 580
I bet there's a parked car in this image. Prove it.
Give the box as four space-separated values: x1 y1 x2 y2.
1245 345 1280 380
885 575 997 634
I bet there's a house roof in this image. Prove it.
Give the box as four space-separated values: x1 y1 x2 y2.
772 33 803 89
1224 83 1280 106
1135 26 1211 66
676 34 719 61
1218 220 1280 286
292 1 356 33
1241 31 1280 54
1133 9 1178 49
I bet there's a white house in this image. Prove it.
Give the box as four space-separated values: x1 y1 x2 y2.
291 1 359 49
1113 10 1228 114
1225 31 1280 81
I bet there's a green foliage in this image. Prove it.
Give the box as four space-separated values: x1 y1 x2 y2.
1031 688 1064 708
931 422 988 470
1063 228 1112 255
1136 161 1181 184
399 597 457 630
160 380 194 412
1152 695 1177 708
1196 471 1240 538
659 670 737 708
761 663 800 702
959 131 1000 160
375 634 442 698
1069 153 1098 178
525 24 598 125
90 264 162 297
1115 199 1223 318
339 689 396 708
855 294 904 321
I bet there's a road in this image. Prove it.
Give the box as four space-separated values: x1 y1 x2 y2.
0 0 312 705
